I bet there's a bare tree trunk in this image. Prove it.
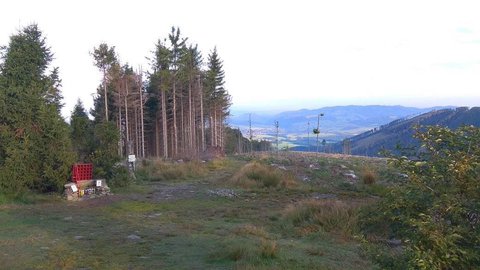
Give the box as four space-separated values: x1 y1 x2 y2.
155 114 160 157
139 71 145 158
188 79 193 155
199 76 205 152
213 106 218 147
161 90 168 158
210 115 214 147
103 69 108 121
125 80 130 155
219 114 223 149
191 86 197 156
118 90 123 157
180 91 185 157
172 79 178 157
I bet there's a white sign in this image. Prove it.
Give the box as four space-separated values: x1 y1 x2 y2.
128 155 136 162
71 184 78 192
96 180 102 187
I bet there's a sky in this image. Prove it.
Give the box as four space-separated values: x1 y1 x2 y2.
1 0 480 119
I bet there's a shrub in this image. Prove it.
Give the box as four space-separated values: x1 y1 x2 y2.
108 165 132 187
361 126 480 269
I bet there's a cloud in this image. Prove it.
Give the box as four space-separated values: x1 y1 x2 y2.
434 61 480 69
456 27 473 34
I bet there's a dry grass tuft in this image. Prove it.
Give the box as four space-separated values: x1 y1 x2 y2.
139 159 207 181
361 168 377 185
230 162 298 189
234 224 270 239
207 158 230 170
260 239 278 258
283 199 358 236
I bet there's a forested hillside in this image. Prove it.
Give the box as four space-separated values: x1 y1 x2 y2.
338 107 480 156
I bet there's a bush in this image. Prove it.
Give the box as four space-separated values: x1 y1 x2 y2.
108 165 132 187
361 126 480 269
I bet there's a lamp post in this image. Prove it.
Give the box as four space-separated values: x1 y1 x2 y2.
313 113 324 153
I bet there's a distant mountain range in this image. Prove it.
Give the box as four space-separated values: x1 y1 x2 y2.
228 105 454 141
333 107 480 156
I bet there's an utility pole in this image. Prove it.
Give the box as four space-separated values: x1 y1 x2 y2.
274 120 279 155
249 113 253 153
307 121 310 152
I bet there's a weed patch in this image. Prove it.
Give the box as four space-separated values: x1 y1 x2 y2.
361 168 377 185
283 199 358 237
230 162 298 189
137 159 208 182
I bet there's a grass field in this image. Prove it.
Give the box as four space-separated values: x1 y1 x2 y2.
0 153 401 269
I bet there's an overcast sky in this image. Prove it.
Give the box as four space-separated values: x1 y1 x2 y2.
1 0 480 118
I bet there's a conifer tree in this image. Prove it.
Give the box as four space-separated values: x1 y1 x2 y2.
0 24 74 193
70 99 94 162
205 47 230 148
92 43 117 122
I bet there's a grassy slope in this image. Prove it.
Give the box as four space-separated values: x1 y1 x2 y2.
0 154 398 269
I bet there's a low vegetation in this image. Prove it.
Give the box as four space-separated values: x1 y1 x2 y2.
1 125 478 269
136 159 208 182
361 168 377 185
229 161 298 189
283 199 359 237
360 125 480 269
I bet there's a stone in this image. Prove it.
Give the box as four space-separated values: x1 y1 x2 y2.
386 239 402 246
127 234 141 241
208 189 237 198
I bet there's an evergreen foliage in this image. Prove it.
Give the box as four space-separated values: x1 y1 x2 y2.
0 24 74 193
91 121 120 179
70 99 94 162
144 28 232 159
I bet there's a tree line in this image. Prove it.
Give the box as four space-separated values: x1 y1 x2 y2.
0 24 232 194
84 27 231 161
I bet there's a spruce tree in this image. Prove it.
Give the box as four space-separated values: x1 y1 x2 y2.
0 24 74 193
204 47 231 148
70 99 94 162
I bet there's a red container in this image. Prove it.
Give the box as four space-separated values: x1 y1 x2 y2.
72 163 93 182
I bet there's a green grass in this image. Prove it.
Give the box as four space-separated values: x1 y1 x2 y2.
0 154 400 269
